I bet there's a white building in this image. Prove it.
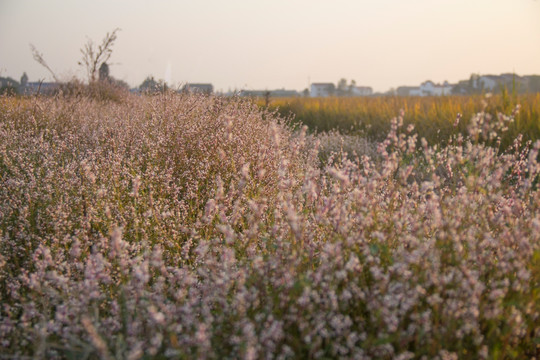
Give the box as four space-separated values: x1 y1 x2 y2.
404 81 454 96
478 76 497 90
418 80 453 96
409 87 422 96
310 83 335 97
473 74 522 91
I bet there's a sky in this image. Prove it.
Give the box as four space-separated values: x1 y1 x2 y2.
1 0 539 93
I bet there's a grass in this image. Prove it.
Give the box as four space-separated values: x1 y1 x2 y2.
263 92 540 149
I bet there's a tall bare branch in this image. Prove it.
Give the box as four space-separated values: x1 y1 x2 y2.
29 44 59 82
78 28 120 83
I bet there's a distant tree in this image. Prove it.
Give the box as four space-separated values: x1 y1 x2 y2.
302 88 310 97
112 78 130 90
337 78 348 96
451 82 469 95
98 63 110 82
468 73 480 92
20 72 28 87
386 88 397 96
79 28 120 83
139 76 165 93
348 79 356 96
0 77 20 96
527 75 540 93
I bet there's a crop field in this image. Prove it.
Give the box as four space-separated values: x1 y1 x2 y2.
1 92 539 359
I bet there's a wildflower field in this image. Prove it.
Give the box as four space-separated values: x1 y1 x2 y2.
0 93 539 359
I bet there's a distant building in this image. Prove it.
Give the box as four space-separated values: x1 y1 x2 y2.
310 83 335 97
239 89 299 98
395 81 453 96
499 73 521 83
182 83 213 94
451 80 471 95
396 86 419 96
476 74 521 91
269 89 299 97
350 86 373 96
239 90 268 97
419 80 453 96
449 73 531 95
475 75 498 90
409 87 423 96
22 82 60 95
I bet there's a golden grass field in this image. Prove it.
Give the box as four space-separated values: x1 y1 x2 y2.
263 92 540 149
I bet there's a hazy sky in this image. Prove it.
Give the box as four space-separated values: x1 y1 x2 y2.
1 0 539 92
